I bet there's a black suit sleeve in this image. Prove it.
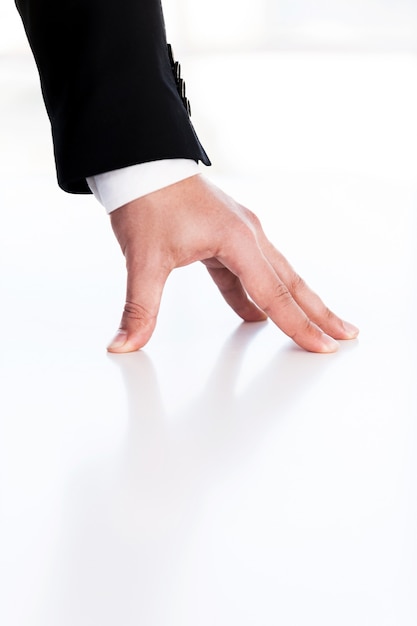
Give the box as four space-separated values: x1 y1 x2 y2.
15 0 211 194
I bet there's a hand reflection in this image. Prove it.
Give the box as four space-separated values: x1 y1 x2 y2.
49 324 353 625
109 322 338 536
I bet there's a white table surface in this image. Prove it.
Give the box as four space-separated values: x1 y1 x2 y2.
0 49 416 626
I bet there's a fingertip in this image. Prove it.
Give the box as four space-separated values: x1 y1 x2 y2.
341 321 360 339
318 335 340 353
107 331 128 352
107 330 146 353
330 321 360 341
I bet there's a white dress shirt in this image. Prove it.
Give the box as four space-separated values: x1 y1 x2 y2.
86 158 200 213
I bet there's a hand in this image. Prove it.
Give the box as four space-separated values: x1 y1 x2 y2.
107 174 358 353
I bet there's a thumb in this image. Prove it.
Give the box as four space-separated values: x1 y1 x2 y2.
107 260 169 353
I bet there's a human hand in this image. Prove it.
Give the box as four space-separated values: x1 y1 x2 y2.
107 174 358 353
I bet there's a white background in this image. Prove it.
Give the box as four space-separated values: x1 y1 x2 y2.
1 2 416 625
2 1 417 53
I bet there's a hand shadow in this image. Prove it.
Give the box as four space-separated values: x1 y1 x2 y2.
42 325 355 626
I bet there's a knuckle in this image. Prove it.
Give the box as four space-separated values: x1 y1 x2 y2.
122 300 156 324
324 306 335 321
243 208 262 230
290 273 307 294
230 219 257 248
289 317 316 342
262 283 293 313
288 317 322 345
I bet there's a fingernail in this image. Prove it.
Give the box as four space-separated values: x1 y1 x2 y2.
342 321 360 338
107 330 128 351
321 335 339 353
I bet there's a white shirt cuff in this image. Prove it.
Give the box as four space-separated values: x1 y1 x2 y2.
86 158 200 213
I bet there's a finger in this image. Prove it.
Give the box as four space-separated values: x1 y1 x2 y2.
220 239 340 353
107 259 169 353
260 239 359 340
205 264 267 322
